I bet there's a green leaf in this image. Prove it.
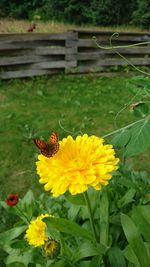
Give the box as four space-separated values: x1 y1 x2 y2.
6 252 31 266
21 190 35 219
145 242 150 261
11 240 27 249
22 190 35 205
59 236 72 258
6 249 45 266
0 226 27 246
111 129 131 149
7 263 25 267
45 221 61 240
121 213 150 267
132 205 150 242
44 217 93 241
30 248 46 265
65 192 86 205
125 117 150 157
50 259 66 267
130 102 149 118
124 245 140 266
118 188 136 208
68 204 80 221
99 190 109 246
72 241 105 263
89 255 103 267
108 247 126 267
78 260 91 267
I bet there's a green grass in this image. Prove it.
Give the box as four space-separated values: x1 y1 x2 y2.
0 74 149 199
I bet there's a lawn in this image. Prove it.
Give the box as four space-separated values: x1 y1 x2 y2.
0 74 149 199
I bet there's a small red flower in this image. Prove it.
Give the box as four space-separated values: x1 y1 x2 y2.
5 193 19 206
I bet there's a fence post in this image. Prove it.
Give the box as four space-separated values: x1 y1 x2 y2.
65 31 78 73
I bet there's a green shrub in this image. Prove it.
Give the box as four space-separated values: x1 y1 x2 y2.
132 0 150 29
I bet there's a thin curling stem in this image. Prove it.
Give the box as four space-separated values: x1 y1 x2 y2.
84 191 98 243
93 33 150 50
93 32 150 76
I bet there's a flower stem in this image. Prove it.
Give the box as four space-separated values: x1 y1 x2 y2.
84 191 98 243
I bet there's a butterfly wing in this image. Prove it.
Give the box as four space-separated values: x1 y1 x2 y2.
33 138 47 150
33 138 50 157
48 132 59 144
33 132 59 158
47 132 59 157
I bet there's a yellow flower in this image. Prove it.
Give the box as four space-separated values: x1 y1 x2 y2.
44 238 60 257
36 134 119 197
25 214 50 247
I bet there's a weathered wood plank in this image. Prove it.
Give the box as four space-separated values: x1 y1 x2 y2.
0 55 48 66
78 35 150 43
0 32 73 42
105 58 150 66
28 60 76 69
0 47 76 57
78 39 108 47
77 48 150 60
35 46 77 55
78 47 150 56
0 69 60 79
77 30 150 42
81 58 150 66
76 29 150 36
78 39 150 48
0 40 66 50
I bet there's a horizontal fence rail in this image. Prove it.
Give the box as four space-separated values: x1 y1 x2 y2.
0 30 150 79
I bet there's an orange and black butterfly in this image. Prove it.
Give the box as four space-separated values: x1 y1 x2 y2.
33 132 59 158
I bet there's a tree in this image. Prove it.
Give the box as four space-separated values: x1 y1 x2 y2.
132 0 150 29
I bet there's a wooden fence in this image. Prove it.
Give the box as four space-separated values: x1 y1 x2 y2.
0 30 150 79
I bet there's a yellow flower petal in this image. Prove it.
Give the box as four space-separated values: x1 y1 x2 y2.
25 214 50 247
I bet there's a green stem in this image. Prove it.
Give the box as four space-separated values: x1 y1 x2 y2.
84 191 98 243
102 117 147 139
15 205 30 224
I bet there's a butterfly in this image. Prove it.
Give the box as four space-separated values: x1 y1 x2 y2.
33 132 59 158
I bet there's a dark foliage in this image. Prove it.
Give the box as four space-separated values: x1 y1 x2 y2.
132 0 150 29
0 0 150 29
